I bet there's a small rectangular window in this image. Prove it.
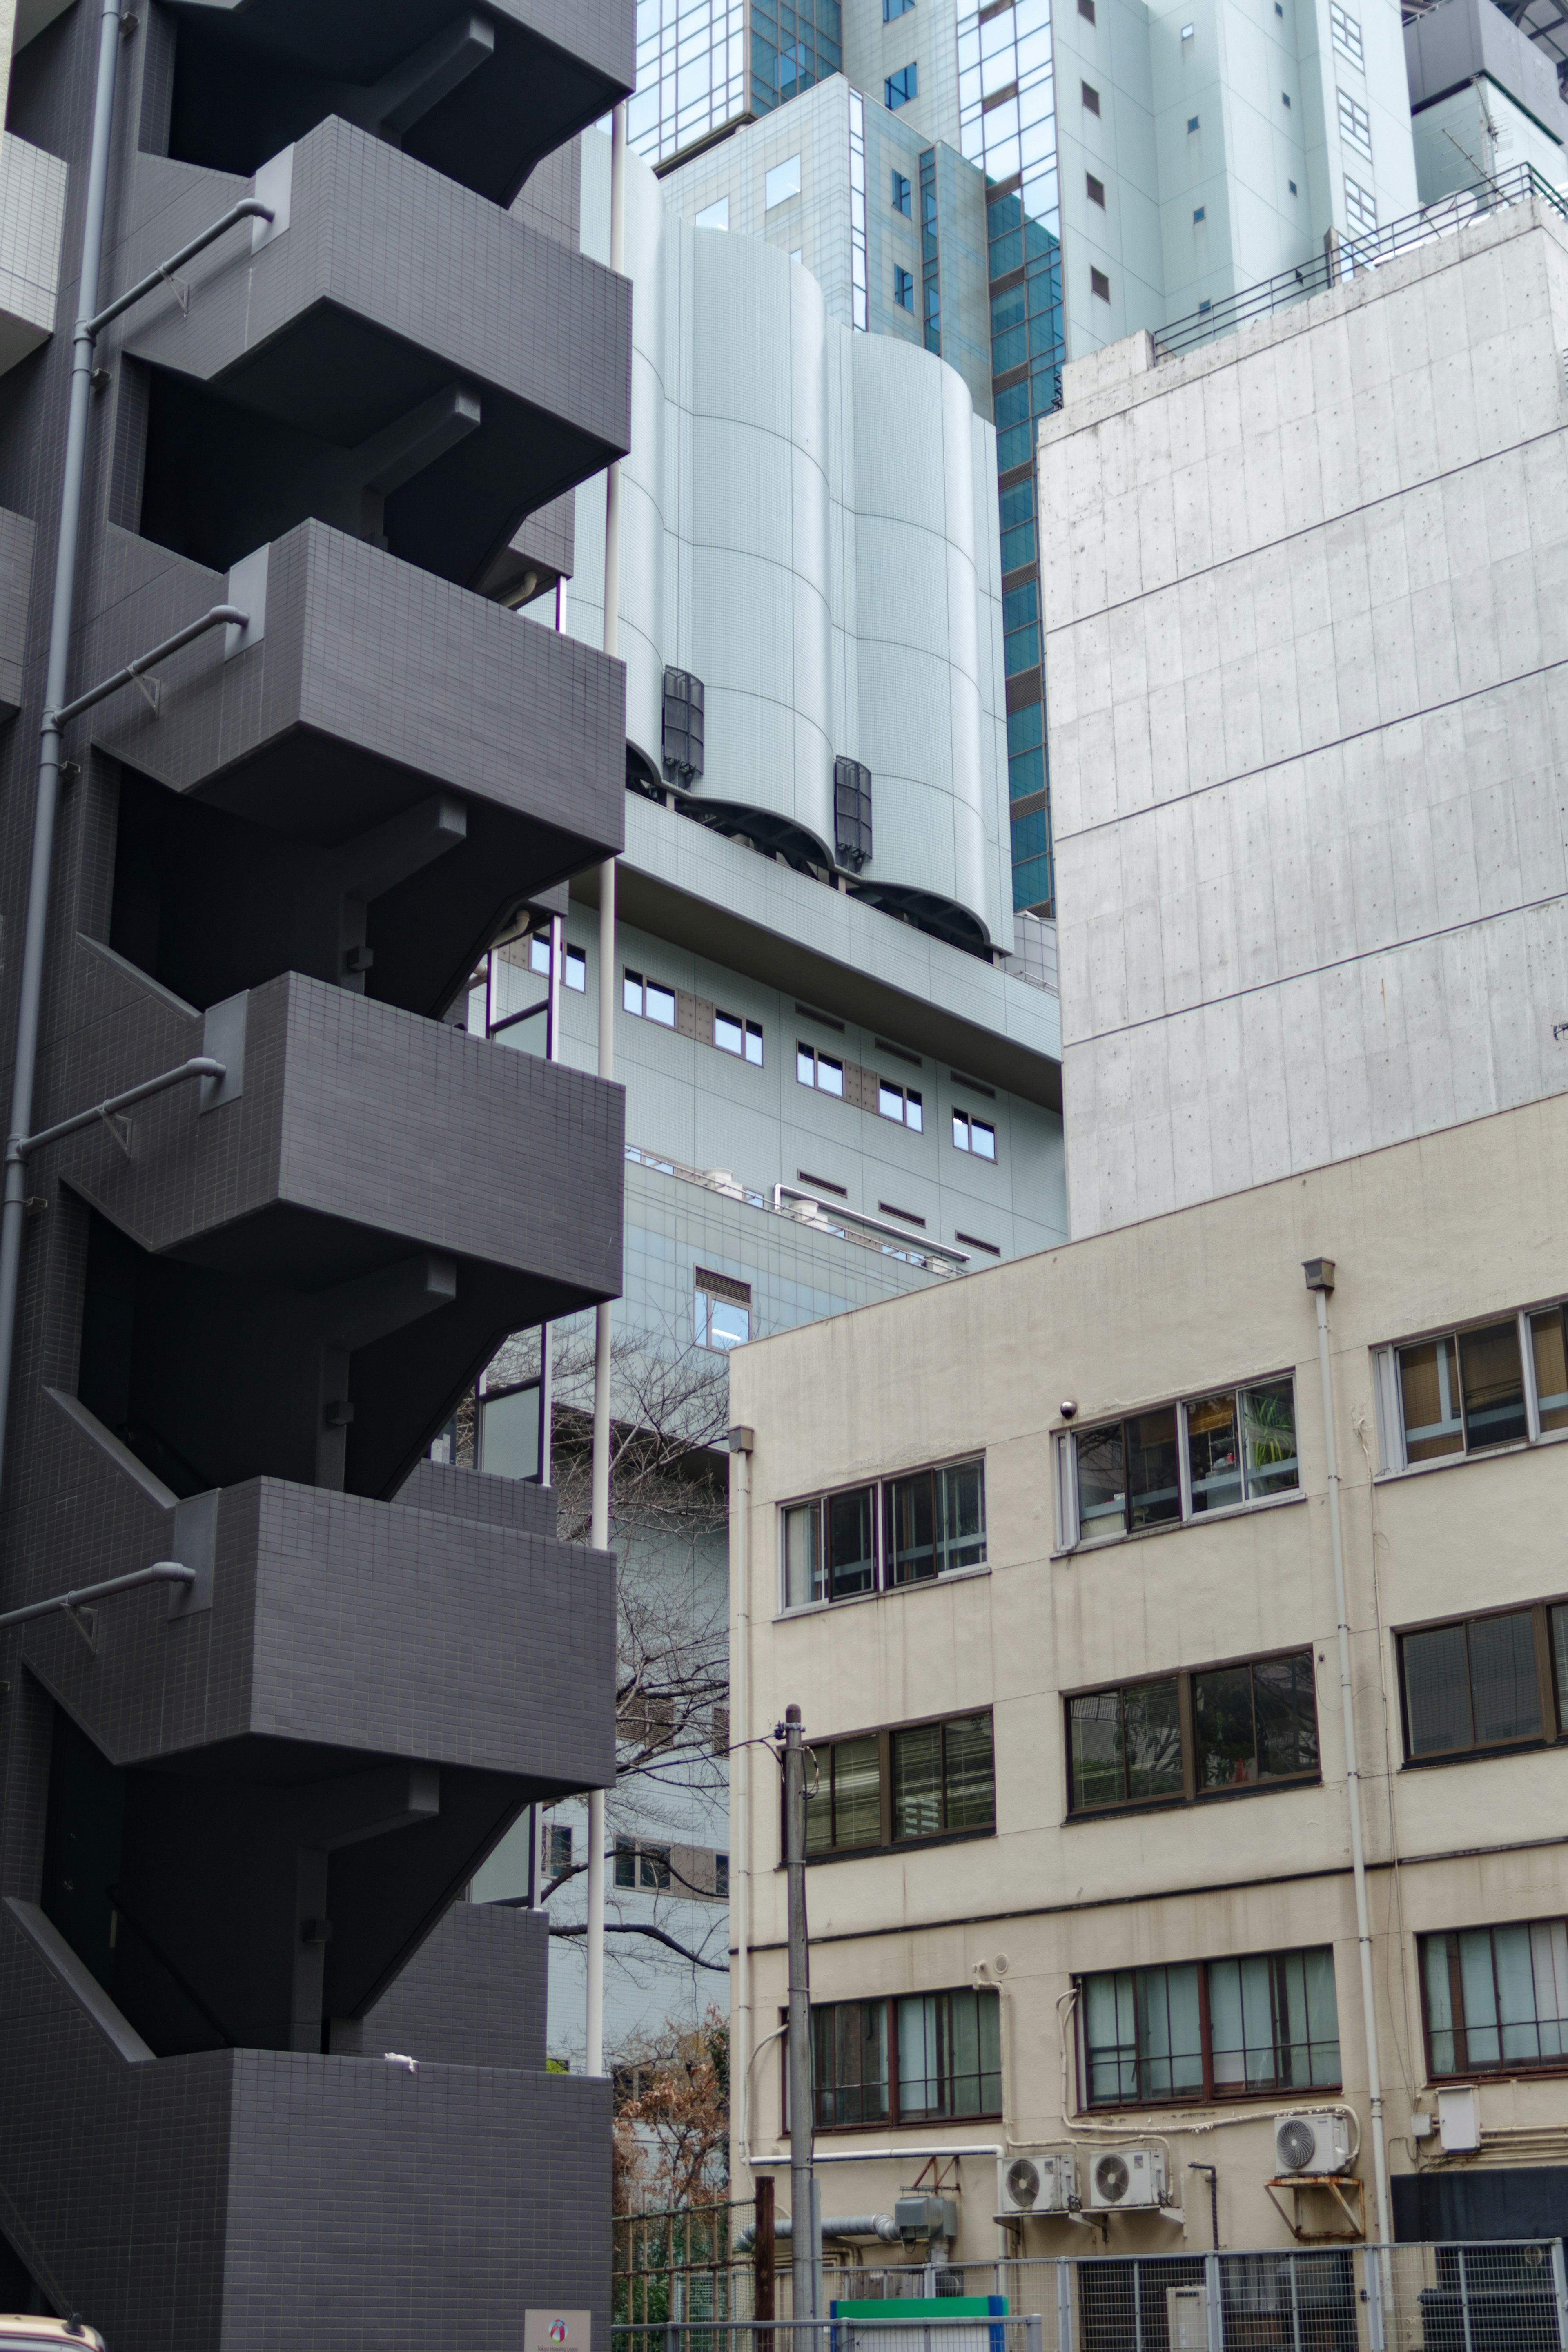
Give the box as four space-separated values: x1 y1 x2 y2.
885 63 918 109
1081 1948 1339 2107
884 0 915 16
1079 0 1096 16
1344 175 1376 236
623 968 643 1015
766 155 802 208
695 195 730 232
715 1010 763 1063
952 1111 997 1159
797 1043 845 1095
894 265 915 312
714 1853 729 1897
695 1269 751 1353
1396 1320 1527 1462
546 1822 573 1876
1422 1919 1568 2078
782 1459 986 1607
1399 1602 1565 1760
1282 90 1292 107
613 1838 637 1889
639 1844 671 1891
807 1989 1000 2126
1081 81 1101 114
1330 2 1364 64
1086 173 1105 206
893 170 912 215
624 968 677 1026
1336 89 1371 159
565 945 586 991
1187 115 1200 131
1071 1380 1298 1547
1091 267 1111 301
877 1079 923 1129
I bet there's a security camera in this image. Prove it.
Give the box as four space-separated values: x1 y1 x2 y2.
1060 1400 1078 1421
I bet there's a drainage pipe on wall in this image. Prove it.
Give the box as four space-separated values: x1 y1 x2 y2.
0 0 126 1526
1306 1257 1393 2252
585 96 628 2084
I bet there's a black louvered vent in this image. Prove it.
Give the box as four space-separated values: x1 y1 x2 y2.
662 667 705 781
834 756 873 869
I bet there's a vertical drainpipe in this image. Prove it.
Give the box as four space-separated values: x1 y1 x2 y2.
1305 1257 1393 2251
586 97 628 2083
0 0 124 1512
730 1427 753 2178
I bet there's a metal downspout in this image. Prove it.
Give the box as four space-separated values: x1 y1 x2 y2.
585 98 628 2083
0 0 125 1517
1307 1260 1393 2251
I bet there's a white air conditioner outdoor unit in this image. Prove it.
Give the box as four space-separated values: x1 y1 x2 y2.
1274 2112 1353 2178
1086 2145 1167 2211
997 2150 1076 2217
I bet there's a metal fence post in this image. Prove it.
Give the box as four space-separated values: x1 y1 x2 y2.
1203 2252 1224 2352
1553 2241 1568 2352
1056 2258 1074 2352
664 2319 680 2352
1362 2246 1385 2352
1457 2248 1475 2352
1025 2314 1043 2352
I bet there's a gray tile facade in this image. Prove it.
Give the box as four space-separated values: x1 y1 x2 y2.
0 0 632 2339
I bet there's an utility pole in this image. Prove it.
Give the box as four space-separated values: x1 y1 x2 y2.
782 1703 818 2332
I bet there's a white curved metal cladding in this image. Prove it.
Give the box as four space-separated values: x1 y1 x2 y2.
848 336 996 930
617 148 670 766
604 136 1009 942
681 230 836 856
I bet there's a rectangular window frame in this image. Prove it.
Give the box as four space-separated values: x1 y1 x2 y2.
894 264 915 312
1419 1916 1568 2084
1336 88 1372 160
1373 1299 1568 1479
877 1077 923 1130
795 1708 997 1862
1396 1594 1568 1767
1064 1646 1321 1819
695 1267 752 1353
952 1110 997 1159
778 1455 988 1613
1330 1 1363 65
794 1986 1004 2131
1076 1946 1342 2111
1055 1373 1302 1554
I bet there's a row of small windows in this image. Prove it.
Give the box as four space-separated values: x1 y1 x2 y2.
1058 1376 1300 1550
804 1709 995 1854
783 1457 987 1606
624 968 764 1063
797 1919 1568 2130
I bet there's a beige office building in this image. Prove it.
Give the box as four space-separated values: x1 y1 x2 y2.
728 1088 1568 2260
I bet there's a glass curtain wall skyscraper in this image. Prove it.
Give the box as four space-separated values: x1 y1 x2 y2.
958 0 1062 916
630 0 845 164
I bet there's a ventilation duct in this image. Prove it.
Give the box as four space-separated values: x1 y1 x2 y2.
662 667 705 782
834 755 872 868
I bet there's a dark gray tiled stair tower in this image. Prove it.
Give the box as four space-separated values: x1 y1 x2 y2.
0 4 632 2343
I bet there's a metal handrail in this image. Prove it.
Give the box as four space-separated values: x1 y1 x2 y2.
1153 161 1568 360
49 604 248 730
0 1561 194 1632
8 1054 225 1166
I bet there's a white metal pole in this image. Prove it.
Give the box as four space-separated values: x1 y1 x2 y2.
731 1438 752 2173
584 96 628 2084
1308 1262 1393 2251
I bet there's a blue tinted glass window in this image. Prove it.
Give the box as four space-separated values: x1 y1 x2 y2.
1007 701 1044 754
893 170 911 214
999 479 1035 532
992 325 1027 373
1028 310 1060 359
1004 624 1041 674
1030 366 1060 415
884 0 915 15
1011 807 1049 861
995 379 1031 430
885 62 918 106
894 266 915 310
1001 519 1036 573
991 284 1027 334
1013 851 1054 911
1003 578 1040 632
988 230 1024 275
1009 744 1046 802
997 419 1032 470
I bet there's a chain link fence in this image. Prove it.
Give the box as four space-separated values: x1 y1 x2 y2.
622 2242 1568 2352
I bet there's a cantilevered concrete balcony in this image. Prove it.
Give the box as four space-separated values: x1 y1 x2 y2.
0 130 68 379
0 1898 610 2344
111 117 630 588
161 0 634 205
74 521 624 1014
35 945 623 1498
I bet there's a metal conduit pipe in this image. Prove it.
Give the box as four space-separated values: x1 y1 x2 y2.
584 95 628 2086
1307 1257 1393 2254
0 1562 195 1632
733 2216 899 2255
0 0 272 1531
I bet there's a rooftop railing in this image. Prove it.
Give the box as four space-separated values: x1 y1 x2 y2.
1153 161 1568 361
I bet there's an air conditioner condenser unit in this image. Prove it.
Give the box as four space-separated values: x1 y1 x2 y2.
1087 2146 1168 2212
1274 2112 1353 2178
996 2151 1076 2218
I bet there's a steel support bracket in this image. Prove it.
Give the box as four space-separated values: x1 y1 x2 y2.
1263 2174 1365 2242
64 1603 98 1655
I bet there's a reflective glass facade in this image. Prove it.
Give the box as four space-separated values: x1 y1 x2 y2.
958 0 1062 915
629 0 844 164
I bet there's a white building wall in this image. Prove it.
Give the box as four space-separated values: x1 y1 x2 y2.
577 131 1015 950
1042 196 1568 1237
